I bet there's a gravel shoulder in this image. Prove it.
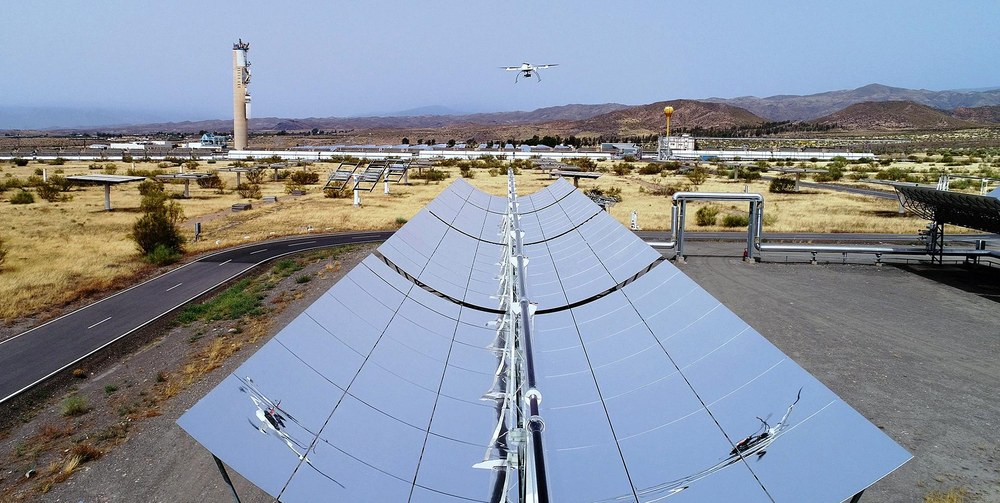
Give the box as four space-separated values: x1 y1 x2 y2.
679 244 1000 502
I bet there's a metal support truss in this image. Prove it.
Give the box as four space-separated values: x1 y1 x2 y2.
657 136 672 161
925 219 945 265
475 170 549 503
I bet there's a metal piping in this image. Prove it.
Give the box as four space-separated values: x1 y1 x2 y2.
670 192 764 260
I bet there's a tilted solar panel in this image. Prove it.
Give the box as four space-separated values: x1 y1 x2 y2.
178 176 909 502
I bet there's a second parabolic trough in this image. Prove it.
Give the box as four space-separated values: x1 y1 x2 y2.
177 176 910 502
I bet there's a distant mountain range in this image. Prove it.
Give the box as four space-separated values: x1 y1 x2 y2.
703 83 1000 122
810 101 981 130
5 84 1000 136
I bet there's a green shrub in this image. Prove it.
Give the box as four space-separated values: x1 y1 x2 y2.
126 168 160 177
36 182 70 202
48 157 66 166
295 274 312 284
48 175 73 192
236 183 262 199
146 244 181 266
61 395 90 417
12 158 28 167
685 166 709 187
459 166 474 179
138 179 164 196
33 168 43 176
510 158 532 172
1 178 24 192
323 187 349 198
584 186 623 202
769 177 796 193
567 158 598 172
639 163 664 175
395 216 408 226
612 162 634 176
245 169 266 184
10 190 35 204
721 214 750 227
695 206 720 226
413 168 448 184
196 174 224 190
284 181 305 194
875 167 914 182
289 170 320 185
132 192 185 257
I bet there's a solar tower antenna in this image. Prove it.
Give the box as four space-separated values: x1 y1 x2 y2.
233 39 251 150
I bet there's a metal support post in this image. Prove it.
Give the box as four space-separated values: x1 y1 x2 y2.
235 171 242 187
353 174 361 207
675 201 686 260
212 455 243 503
669 205 678 243
103 184 112 211
746 201 755 262
926 219 944 265
384 178 390 195
184 179 191 198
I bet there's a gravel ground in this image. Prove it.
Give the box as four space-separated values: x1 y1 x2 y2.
4 242 998 502
679 243 1000 502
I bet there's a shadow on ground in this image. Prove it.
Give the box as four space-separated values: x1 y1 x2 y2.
894 262 1000 303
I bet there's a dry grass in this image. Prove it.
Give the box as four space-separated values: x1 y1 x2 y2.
924 487 969 503
0 158 976 321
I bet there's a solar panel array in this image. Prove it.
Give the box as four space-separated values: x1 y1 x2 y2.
896 184 1000 234
324 162 360 190
178 176 909 502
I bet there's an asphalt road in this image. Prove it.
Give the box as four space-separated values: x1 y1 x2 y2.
2 229 996 405
0 231 393 404
761 175 899 200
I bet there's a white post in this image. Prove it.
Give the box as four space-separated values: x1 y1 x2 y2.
353 174 361 207
384 178 390 195
630 210 639 231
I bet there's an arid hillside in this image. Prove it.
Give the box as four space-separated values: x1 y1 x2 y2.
811 101 982 130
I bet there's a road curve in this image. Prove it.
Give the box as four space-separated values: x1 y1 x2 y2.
0 231 393 404
3 229 996 405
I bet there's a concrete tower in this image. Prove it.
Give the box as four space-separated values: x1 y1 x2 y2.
233 39 251 150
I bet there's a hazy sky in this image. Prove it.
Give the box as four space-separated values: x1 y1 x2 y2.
2 0 999 125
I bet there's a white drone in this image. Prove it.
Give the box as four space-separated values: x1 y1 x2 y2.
502 62 558 82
